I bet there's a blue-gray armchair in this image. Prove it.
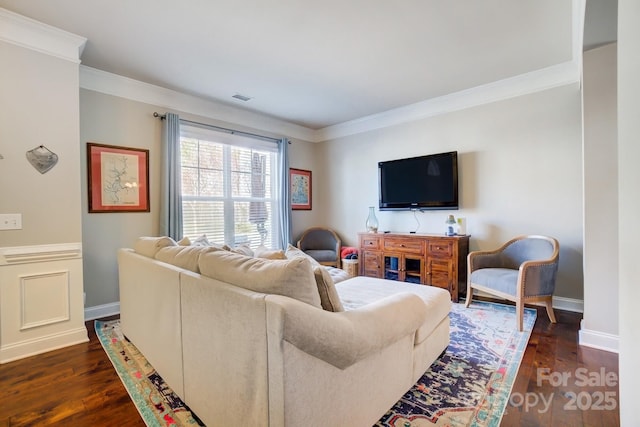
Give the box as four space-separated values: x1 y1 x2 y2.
297 227 341 267
465 235 559 331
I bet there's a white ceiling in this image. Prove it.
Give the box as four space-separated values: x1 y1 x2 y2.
0 1 614 131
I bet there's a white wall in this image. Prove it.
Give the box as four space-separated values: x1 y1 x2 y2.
287 137 324 241
319 84 584 301
581 43 618 349
0 41 83 246
617 0 640 423
80 90 160 308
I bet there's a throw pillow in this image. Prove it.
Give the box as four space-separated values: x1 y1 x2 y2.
228 243 254 257
155 245 221 273
191 234 211 246
285 244 344 312
254 246 287 260
133 236 176 258
198 250 322 308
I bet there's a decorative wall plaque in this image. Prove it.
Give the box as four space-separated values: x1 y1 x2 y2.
26 145 58 174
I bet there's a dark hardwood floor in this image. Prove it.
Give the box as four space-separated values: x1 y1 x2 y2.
502 306 619 427
0 308 619 426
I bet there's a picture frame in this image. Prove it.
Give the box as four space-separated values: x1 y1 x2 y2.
290 168 312 210
87 142 150 213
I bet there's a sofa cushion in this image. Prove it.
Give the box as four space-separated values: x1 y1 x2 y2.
198 250 322 308
336 276 451 345
469 268 519 296
285 245 344 312
254 246 287 260
155 245 221 273
325 266 350 284
133 236 177 258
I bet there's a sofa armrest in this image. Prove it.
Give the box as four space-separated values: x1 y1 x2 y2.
266 292 427 369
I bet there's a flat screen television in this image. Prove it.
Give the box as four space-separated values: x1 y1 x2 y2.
378 151 458 211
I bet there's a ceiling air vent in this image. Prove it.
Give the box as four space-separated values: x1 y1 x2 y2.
232 93 252 102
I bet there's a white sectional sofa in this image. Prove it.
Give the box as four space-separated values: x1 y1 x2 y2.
118 237 451 427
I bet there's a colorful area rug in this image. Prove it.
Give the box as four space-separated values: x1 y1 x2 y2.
376 301 536 426
97 300 535 427
95 320 204 426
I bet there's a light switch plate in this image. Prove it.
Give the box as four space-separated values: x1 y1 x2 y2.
0 214 22 230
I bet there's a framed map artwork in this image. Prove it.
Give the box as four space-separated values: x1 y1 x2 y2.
290 168 312 210
87 143 150 213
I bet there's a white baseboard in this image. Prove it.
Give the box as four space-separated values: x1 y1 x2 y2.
0 327 88 364
84 302 120 321
550 295 583 313
579 321 619 353
472 291 584 313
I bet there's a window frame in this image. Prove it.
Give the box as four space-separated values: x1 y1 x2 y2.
179 124 281 248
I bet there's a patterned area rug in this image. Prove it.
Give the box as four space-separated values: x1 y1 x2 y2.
376 301 536 426
97 300 535 427
95 320 204 426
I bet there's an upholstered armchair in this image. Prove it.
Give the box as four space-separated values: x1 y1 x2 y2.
465 235 559 331
297 227 341 267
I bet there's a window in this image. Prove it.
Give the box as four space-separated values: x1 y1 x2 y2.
180 124 281 248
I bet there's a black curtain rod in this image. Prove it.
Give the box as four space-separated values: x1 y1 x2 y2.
153 111 285 144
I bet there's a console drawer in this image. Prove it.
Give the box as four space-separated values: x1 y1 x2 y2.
428 241 453 257
360 235 380 250
383 238 424 254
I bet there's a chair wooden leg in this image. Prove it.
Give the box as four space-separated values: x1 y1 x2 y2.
545 297 557 324
516 300 524 332
465 285 473 308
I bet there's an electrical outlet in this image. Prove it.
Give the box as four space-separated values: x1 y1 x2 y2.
0 213 22 230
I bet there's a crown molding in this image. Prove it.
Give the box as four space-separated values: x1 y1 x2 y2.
81 60 581 144
79 66 317 142
315 60 580 141
0 7 86 63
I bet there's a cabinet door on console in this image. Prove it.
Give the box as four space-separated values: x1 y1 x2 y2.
362 250 383 278
359 234 381 278
426 240 456 296
383 253 424 284
426 257 454 290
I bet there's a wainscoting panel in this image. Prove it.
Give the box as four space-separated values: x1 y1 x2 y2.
0 243 88 364
20 270 70 330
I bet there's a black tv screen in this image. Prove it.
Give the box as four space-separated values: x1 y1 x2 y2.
378 151 458 210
